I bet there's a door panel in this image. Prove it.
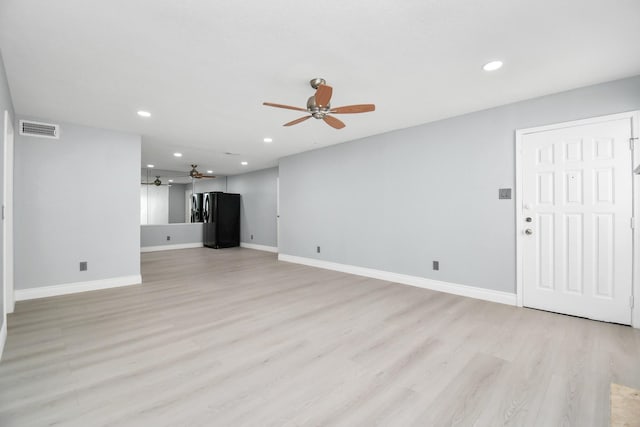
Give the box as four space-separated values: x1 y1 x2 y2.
522 117 633 324
564 213 582 294
537 213 555 290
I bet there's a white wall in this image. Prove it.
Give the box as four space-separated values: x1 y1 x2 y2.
0 50 15 357
279 75 640 294
15 118 141 290
193 177 227 193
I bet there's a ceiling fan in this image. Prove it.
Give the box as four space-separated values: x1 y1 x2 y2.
188 165 217 179
141 176 170 186
263 78 375 129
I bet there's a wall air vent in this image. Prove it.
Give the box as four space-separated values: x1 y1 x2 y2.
19 120 60 139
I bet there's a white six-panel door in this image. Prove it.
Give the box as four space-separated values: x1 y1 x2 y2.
520 116 633 324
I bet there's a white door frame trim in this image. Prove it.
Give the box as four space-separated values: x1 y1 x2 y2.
2 110 14 317
515 110 640 328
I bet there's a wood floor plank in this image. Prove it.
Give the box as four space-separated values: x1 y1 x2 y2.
1 247 639 426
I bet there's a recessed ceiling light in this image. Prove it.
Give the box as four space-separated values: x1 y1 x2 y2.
137 110 151 117
173 152 182 157
263 137 273 143
241 161 248 166
168 179 173 183
482 60 503 71
147 164 154 168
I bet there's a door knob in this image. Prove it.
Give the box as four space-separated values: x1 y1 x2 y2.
525 229 533 235
525 217 532 222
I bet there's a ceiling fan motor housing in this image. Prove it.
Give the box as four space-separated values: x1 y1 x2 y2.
307 96 330 119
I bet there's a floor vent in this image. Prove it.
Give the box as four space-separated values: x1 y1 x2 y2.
19 120 60 139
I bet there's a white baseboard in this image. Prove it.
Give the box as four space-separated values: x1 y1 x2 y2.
141 243 203 253
240 242 278 253
0 320 6 362
15 275 142 302
278 254 516 306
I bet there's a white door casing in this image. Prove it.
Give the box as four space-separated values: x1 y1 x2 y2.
276 177 280 250
3 110 14 316
516 112 636 325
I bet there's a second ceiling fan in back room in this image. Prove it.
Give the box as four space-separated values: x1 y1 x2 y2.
141 176 170 186
263 78 375 129
188 165 217 179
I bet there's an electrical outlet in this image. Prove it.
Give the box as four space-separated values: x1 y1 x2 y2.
251 234 254 240
80 261 88 271
166 236 171 241
317 246 321 253
498 188 512 199
433 261 439 271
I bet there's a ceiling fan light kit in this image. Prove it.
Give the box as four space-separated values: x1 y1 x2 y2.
263 78 375 129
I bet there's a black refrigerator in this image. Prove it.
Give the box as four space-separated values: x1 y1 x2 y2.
203 192 240 248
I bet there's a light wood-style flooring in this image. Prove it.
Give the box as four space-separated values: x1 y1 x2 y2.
1 248 639 426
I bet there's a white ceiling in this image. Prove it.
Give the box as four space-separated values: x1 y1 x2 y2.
1 0 639 175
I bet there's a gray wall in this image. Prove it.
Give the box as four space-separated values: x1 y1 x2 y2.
279 75 640 294
168 183 186 223
15 118 141 289
228 167 278 247
141 223 203 247
193 177 227 193
0 50 15 337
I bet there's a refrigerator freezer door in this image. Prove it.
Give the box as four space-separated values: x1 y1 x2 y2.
215 193 240 248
